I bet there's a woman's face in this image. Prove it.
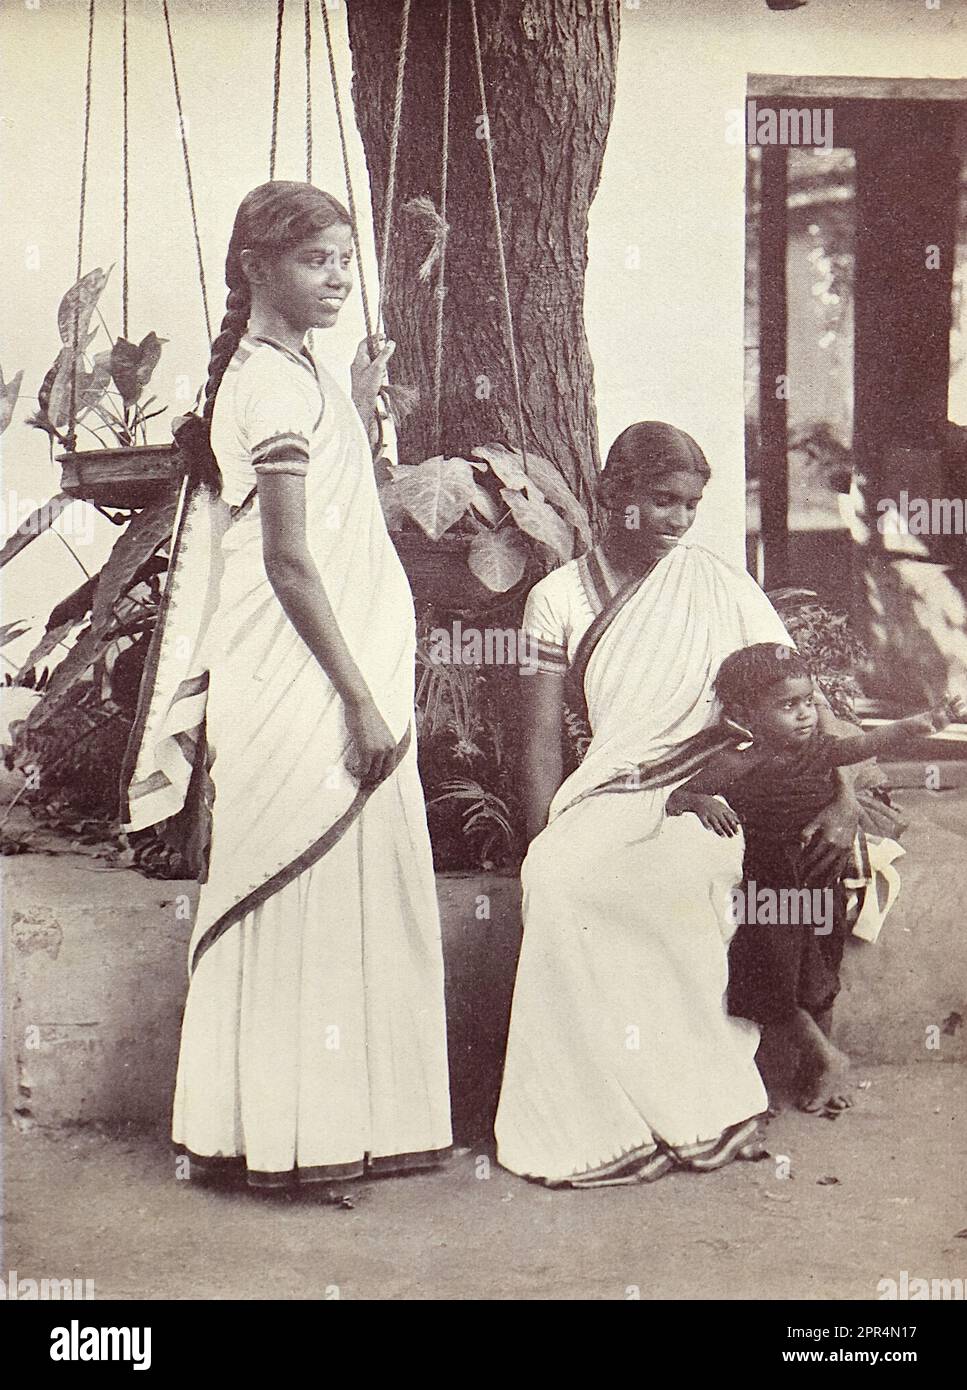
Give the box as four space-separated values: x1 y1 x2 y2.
250 223 355 334
608 468 706 556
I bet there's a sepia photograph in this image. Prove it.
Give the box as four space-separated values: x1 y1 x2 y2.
1 0 965 1343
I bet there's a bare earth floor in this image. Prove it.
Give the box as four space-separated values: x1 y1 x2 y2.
4 1064 964 1301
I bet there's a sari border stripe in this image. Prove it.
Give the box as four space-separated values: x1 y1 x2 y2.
682 1117 760 1171
550 1139 661 1188
176 671 210 700
127 768 173 803
367 1146 453 1175
174 1141 451 1188
568 559 659 694
577 545 618 617
119 483 250 824
559 721 745 815
189 725 413 974
541 1116 762 1189
117 478 194 821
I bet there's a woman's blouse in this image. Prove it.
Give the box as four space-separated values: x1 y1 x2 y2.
210 333 326 508
522 546 623 674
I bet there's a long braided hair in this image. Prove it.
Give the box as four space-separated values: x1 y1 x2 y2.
174 181 352 491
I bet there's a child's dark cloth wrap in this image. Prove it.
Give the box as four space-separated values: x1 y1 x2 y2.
724 733 848 1027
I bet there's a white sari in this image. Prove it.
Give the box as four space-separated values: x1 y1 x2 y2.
495 544 790 1186
124 336 451 1185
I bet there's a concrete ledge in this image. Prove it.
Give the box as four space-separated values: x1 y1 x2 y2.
3 783 965 1135
2 865 524 1142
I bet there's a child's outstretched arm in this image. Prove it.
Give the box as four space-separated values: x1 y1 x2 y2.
666 749 748 837
825 694 967 766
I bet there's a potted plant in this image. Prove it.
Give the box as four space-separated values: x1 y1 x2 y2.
378 442 592 616
26 267 178 508
412 615 526 871
1 267 184 851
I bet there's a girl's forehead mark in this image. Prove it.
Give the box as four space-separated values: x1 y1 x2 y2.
295 227 355 254
300 241 354 254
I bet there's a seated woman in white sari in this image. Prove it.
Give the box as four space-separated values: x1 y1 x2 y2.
494 423 860 1187
122 183 451 1190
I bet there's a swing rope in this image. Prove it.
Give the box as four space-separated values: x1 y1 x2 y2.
67 0 97 450
269 0 284 180
432 0 451 451
303 0 313 182
318 0 375 347
377 0 411 332
468 0 528 470
161 0 212 345
121 0 129 340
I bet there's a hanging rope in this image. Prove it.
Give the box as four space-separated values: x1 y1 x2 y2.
269 0 284 179
432 0 452 451
303 0 313 181
162 0 212 344
468 0 528 470
121 0 129 340
67 0 97 450
377 0 411 331
318 0 374 345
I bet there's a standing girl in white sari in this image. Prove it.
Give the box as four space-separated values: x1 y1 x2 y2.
123 182 451 1190
494 423 859 1186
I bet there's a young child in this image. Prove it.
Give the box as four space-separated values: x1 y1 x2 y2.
666 642 962 1114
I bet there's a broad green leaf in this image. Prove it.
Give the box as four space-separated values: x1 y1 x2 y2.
75 351 112 418
467 527 528 593
0 620 30 648
14 620 74 675
468 483 502 525
36 354 61 417
26 497 178 729
380 456 477 540
134 332 167 391
57 266 111 347
46 347 78 431
520 451 593 547
110 337 143 407
0 367 24 436
499 487 574 562
472 443 531 493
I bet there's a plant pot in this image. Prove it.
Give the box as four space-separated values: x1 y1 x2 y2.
58 444 182 508
392 532 530 619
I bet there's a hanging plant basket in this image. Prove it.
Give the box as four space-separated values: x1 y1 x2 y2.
58 443 183 509
392 532 529 619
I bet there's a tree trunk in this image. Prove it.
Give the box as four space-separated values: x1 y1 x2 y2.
345 0 619 514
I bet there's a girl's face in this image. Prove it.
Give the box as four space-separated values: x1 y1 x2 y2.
251 223 354 334
608 468 706 556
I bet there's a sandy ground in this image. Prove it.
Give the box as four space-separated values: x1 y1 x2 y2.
4 1064 964 1302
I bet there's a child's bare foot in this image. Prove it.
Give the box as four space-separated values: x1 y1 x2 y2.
784 1007 852 1113
799 1047 852 1114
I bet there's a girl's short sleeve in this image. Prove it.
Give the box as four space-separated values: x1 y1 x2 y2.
236 350 323 478
522 570 570 675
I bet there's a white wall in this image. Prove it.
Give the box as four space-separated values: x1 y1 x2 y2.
2 0 964 655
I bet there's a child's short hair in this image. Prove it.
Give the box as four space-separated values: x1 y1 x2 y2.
714 642 812 714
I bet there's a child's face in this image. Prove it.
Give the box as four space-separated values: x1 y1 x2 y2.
609 469 706 557
744 675 819 747
255 224 354 334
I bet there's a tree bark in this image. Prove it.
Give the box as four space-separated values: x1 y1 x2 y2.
345 0 619 513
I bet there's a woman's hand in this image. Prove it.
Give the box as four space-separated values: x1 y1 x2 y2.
350 336 395 428
667 790 740 837
800 788 859 880
345 694 397 787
